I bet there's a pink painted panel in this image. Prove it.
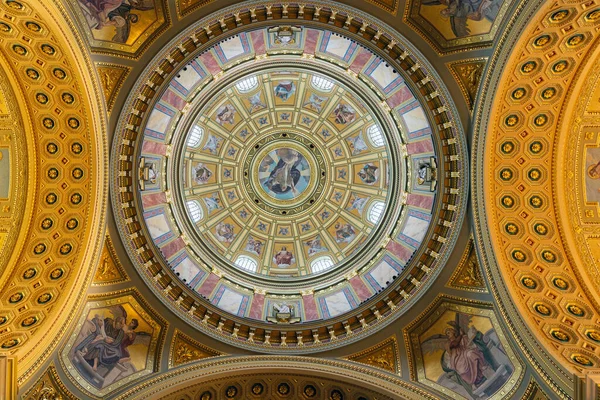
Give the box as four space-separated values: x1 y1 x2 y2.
406 138 434 154
386 85 413 109
349 49 372 74
349 276 373 301
248 293 265 320
302 294 319 321
142 192 167 208
407 193 434 210
250 30 266 55
196 273 220 297
386 240 413 263
199 53 221 75
160 237 185 259
161 88 186 110
142 141 168 155
304 29 319 55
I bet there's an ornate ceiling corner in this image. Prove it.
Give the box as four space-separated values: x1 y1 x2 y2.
343 335 400 374
446 58 488 111
68 0 170 58
521 378 550 400
95 63 130 114
175 0 215 19
22 363 76 400
168 329 225 369
59 289 168 398
403 0 513 54
446 238 487 293
93 235 129 286
404 295 524 400
365 0 400 15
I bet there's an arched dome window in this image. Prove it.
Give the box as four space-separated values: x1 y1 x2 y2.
186 200 203 222
368 201 385 224
235 76 258 92
311 256 334 273
235 255 258 272
187 125 204 148
367 125 384 147
311 75 334 92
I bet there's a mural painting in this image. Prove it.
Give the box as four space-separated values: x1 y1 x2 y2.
259 148 310 200
585 147 600 203
406 298 521 400
62 293 165 397
74 0 168 56
405 0 509 53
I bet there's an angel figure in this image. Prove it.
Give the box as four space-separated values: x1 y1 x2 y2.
79 0 154 43
422 0 502 38
421 312 509 399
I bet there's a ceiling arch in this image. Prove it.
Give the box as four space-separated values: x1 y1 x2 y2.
472 0 600 390
0 0 107 382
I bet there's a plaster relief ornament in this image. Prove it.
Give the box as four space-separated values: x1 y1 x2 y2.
215 105 236 125
332 103 356 124
267 303 301 324
420 312 513 399
273 246 295 268
358 163 380 185
274 81 296 101
417 157 438 191
303 93 327 112
269 26 302 46
138 158 157 190
193 163 212 185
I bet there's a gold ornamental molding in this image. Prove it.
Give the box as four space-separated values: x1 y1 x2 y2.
446 58 488 111
168 329 225 369
92 235 129 286
22 363 76 400
343 335 400 374
95 63 130 115
446 238 487 293
114 356 436 400
0 0 107 384
472 0 600 394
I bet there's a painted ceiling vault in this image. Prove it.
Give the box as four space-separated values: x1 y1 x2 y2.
1 0 599 399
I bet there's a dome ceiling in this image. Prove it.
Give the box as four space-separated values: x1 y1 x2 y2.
176 66 395 280
113 10 467 352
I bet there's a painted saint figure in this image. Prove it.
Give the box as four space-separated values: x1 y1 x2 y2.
421 312 513 399
263 148 305 196
358 163 379 185
273 246 295 267
422 0 502 37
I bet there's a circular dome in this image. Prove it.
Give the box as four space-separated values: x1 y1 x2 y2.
175 66 398 280
112 1 467 351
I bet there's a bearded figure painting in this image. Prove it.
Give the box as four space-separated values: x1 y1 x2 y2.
419 311 514 400
69 304 154 390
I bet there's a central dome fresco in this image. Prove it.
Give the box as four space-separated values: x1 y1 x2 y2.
176 67 395 279
112 4 466 351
